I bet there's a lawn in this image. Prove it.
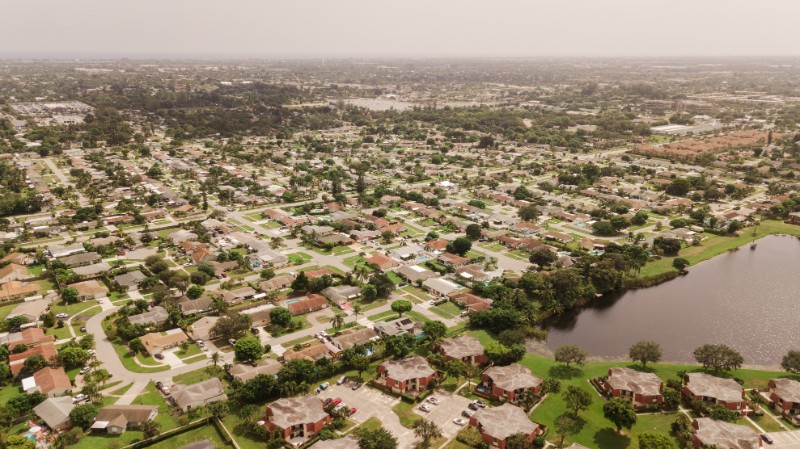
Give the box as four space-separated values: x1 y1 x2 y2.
172 367 218 386
367 310 395 321
110 340 169 373
392 401 421 428
387 272 404 285
348 416 382 435
479 242 507 252
175 343 205 361
146 424 234 449
288 252 314 265
221 415 268 449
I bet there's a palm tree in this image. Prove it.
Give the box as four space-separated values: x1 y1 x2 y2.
209 351 220 368
330 314 345 334
352 305 362 323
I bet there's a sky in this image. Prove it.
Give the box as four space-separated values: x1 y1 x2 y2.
2 0 799 59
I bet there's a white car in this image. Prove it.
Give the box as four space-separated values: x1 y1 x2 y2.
419 404 432 412
73 394 85 403
453 418 467 426
427 396 439 405
56 313 69 319
79 367 89 375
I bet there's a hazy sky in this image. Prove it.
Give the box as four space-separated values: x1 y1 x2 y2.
3 0 799 58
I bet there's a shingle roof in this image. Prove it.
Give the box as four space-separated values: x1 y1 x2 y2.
267 395 328 429
33 397 74 429
685 373 744 403
770 378 800 403
32 366 72 394
380 356 435 382
693 418 758 449
484 364 542 392
606 367 662 396
438 335 484 359
473 403 541 441
171 378 227 411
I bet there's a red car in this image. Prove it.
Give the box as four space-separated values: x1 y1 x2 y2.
331 398 342 406
349 407 357 415
323 398 333 405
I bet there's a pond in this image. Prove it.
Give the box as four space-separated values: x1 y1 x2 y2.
543 235 800 366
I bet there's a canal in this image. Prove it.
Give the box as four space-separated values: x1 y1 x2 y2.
543 235 800 366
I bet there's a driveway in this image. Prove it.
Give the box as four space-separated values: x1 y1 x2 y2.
318 383 415 449
767 430 800 448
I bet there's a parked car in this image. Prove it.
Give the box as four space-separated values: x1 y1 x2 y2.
320 382 329 390
79 367 89 375
56 313 68 319
73 394 85 403
351 382 363 390
80 327 87 332
336 376 347 385
228 338 237 345
162 387 170 396
323 398 333 405
196 339 205 346
419 404 431 412
331 398 342 406
473 400 486 408
349 407 357 415
156 381 164 391
468 402 480 411
427 396 439 405
453 418 467 426
761 434 774 445
154 353 164 360
461 409 475 418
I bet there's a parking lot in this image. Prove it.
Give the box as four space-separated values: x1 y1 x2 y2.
318 382 475 447
767 430 800 448
415 390 475 438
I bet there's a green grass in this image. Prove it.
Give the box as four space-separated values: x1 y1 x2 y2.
479 242 506 252
0 385 21 405
146 424 234 449
172 367 217 386
110 341 169 373
175 343 204 361
221 415 267 449
392 401 421 428
367 310 395 321
387 272 404 285
288 252 313 265
405 310 433 324
349 416 382 435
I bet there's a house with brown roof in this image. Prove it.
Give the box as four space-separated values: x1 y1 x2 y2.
128 306 169 326
425 239 449 252
365 253 398 271
229 359 282 382
469 403 545 449
265 395 331 446
23 366 72 397
1 252 35 266
376 356 438 396
438 253 470 268
600 367 663 409
282 341 335 363
304 268 335 280
7 327 55 349
436 335 486 365
58 252 101 268
0 280 41 302
170 378 227 412
331 327 379 351
452 292 492 312
91 405 159 434
690 418 758 449
396 265 437 284
480 364 543 404
0 263 28 283
179 296 213 316
768 378 800 423
69 279 108 301
139 329 189 356
10 342 58 376
287 294 329 316
682 373 748 414
260 273 295 292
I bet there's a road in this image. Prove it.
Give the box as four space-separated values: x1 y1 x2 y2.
41 157 89 207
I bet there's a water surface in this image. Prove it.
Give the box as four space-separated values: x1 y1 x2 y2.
544 235 800 366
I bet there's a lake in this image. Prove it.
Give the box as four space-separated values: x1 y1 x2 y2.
543 235 800 366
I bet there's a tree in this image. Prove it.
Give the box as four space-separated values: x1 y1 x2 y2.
140 419 161 438
781 350 800 373
422 321 447 344
412 418 442 449
42 311 55 328
444 359 466 384
361 284 378 302
629 340 662 368
329 314 345 334
391 300 412 317
234 336 264 363
356 427 398 449
529 248 557 267
269 307 292 327
348 354 371 379
369 274 395 298
518 204 540 222
563 386 593 417
672 258 689 272
211 313 252 341
61 287 79 304
5 436 35 449
447 237 472 256
692 344 744 375
69 404 99 430
554 413 582 448
603 397 637 434
465 224 482 241
291 271 310 292
57 347 91 370
505 433 534 449
554 345 587 367
383 333 417 359
21 354 48 376
187 285 204 299
638 433 675 449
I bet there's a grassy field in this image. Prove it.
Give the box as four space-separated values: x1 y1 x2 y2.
638 220 800 279
287 252 313 265
467 330 788 449
146 424 234 449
